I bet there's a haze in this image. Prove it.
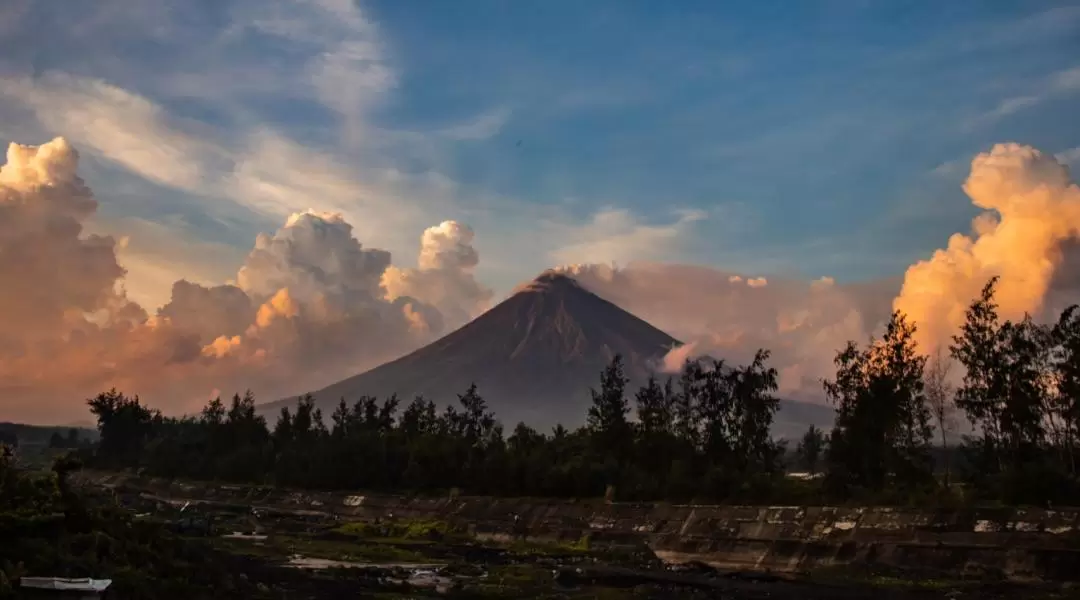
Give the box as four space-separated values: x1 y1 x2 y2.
1 1 1079 424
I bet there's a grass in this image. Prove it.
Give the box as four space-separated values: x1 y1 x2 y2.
808 564 984 592
504 534 592 557
333 518 469 543
216 531 432 564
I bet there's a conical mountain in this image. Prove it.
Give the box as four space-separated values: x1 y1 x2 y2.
263 271 679 429
260 270 836 435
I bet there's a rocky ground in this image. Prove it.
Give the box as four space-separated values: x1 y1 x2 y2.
107 489 1080 600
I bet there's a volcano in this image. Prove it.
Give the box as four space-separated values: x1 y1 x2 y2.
262 271 834 435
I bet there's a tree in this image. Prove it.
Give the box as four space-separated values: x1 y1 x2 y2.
951 278 1055 497
587 354 633 462
87 389 160 467
726 350 782 475
924 347 956 487
797 425 826 475
1050 305 1080 476
824 311 934 496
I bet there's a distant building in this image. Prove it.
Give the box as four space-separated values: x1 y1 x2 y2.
19 577 112 599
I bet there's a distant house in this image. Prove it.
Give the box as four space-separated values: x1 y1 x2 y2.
19 577 112 599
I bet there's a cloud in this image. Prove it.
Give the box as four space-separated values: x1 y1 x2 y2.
6 132 1080 425
969 65 1080 128
557 144 1080 402
558 263 896 403
1057 147 1080 166
548 208 707 266
439 108 512 141
0 137 487 424
894 143 1080 352
0 137 138 344
89 215 248 312
0 73 224 192
382 221 494 325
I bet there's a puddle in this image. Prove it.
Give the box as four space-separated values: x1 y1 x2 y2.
222 532 268 541
286 555 446 571
396 569 457 593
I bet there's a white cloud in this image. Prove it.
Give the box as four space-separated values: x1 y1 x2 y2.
548 207 708 266
87 215 248 311
0 73 224 192
1057 147 1080 166
969 64 1080 128
439 107 513 141
0 136 493 423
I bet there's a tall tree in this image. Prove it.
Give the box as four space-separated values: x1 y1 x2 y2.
1050 305 1080 476
587 354 633 462
951 278 1053 481
726 350 781 474
924 347 956 487
824 311 934 496
797 425 826 475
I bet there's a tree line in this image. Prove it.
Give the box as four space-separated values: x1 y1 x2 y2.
75 278 1080 505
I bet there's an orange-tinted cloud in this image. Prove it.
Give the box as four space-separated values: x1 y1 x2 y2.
5 136 1080 424
0 137 490 424
557 263 897 403
894 143 1080 352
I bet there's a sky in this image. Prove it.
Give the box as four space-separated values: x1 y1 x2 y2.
1 0 1080 423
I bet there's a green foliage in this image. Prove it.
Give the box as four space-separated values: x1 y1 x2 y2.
334 518 461 542
823 311 935 499
73 282 1080 507
0 458 270 599
950 278 1080 504
81 352 786 503
796 425 826 475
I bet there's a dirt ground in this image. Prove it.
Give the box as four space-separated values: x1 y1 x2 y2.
110 488 1080 599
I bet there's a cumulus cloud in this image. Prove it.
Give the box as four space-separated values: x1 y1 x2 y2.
0 138 137 343
894 143 1080 352
382 221 493 326
7 134 1080 425
558 263 896 402
0 137 487 423
561 143 1080 404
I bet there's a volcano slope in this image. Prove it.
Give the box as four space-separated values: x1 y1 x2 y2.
262 271 834 434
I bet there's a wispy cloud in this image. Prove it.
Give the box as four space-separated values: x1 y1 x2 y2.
1058 147 1080 166
439 107 512 141
968 65 1080 128
548 208 708 267
0 74 224 192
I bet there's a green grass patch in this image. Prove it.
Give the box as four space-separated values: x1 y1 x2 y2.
215 532 432 564
334 518 468 542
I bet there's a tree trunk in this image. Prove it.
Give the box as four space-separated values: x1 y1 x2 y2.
940 427 950 489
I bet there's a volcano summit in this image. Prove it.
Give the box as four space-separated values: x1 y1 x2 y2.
263 271 834 435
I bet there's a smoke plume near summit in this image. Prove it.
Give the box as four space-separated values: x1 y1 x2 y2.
2 136 1080 423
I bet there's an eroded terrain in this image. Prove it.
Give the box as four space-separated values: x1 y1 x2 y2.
100 482 1080 599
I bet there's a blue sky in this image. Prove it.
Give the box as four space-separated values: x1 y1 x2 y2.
1 0 1078 310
